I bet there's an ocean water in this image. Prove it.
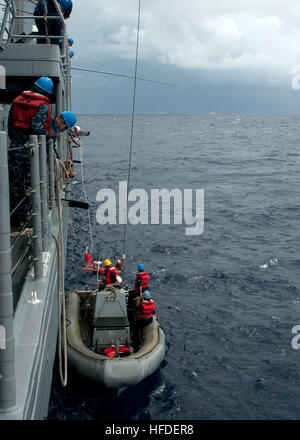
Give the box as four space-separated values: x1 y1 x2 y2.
48 114 300 420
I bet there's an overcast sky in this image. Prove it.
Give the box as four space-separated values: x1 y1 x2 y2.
68 0 300 114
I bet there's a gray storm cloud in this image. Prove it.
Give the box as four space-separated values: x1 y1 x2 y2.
69 0 300 82
68 0 300 114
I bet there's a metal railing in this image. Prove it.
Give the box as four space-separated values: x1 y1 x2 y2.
8 135 59 279
0 0 71 105
0 1 65 43
0 131 16 412
0 130 70 413
0 1 73 413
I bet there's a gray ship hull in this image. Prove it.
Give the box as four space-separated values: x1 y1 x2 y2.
0 0 73 419
66 290 165 390
0 211 69 420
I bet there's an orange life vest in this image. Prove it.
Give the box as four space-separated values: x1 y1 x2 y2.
138 299 155 320
12 91 52 131
134 272 150 291
104 266 119 285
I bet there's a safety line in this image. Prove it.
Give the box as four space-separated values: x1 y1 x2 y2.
122 0 142 262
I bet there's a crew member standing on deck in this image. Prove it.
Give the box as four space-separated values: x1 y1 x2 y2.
134 264 150 296
59 37 74 48
48 111 77 181
8 77 53 227
34 0 73 45
48 110 77 140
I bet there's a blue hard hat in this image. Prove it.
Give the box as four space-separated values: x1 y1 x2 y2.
35 77 53 94
138 264 144 271
59 38 74 48
143 290 151 300
62 111 77 131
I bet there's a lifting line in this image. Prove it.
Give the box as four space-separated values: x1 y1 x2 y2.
121 0 142 265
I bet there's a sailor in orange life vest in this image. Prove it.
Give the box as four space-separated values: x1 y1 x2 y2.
98 259 120 290
134 264 150 296
8 76 53 227
131 290 155 351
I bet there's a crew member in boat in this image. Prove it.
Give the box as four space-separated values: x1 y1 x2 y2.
34 0 73 45
8 76 54 227
131 290 155 351
134 264 150 296
98 259 120 290
127 264 149 322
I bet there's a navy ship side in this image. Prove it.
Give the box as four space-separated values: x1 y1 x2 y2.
0 0 73 420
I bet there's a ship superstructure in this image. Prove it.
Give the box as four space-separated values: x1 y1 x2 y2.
0 0 73 420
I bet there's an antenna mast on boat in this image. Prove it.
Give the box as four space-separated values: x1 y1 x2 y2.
121 0 142 266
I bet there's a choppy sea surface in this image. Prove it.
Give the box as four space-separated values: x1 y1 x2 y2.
48 114 300 420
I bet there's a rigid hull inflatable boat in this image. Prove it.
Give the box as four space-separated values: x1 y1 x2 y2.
66 288 165 389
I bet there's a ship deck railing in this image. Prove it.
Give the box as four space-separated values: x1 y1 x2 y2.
0 0 70 91
0 122 72 417
0 0 73 416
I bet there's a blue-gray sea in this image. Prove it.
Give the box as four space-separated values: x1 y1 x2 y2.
48 114 300 420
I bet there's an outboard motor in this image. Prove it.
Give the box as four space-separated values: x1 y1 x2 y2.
92 288 130 353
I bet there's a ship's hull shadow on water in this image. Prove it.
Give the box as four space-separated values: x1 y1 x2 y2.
49 356 168 420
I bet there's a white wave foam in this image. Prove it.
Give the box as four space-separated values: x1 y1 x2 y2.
260 258 279 270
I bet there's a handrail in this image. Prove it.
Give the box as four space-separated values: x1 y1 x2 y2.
29 135 43 279
0 131 16 413
52 0 70 107
9 34 64 39
0 1 69 56
0 0 71 102
0 1 12 43
13 15 66 19
7 138 53 278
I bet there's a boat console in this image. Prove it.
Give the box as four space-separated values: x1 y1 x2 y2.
92 288 130 353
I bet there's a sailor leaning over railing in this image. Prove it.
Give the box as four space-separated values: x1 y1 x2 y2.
7 76 77 229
